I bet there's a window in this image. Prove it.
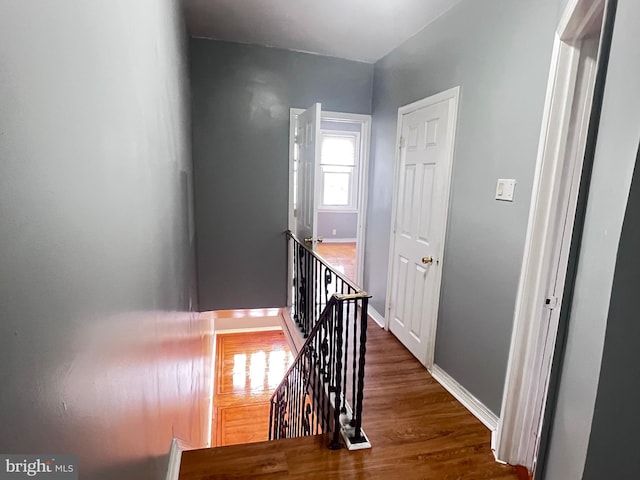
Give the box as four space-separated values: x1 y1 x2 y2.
320 132 359 210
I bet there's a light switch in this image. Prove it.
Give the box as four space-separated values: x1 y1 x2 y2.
496 179 516 202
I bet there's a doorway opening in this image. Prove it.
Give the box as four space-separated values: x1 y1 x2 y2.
288 107 371 286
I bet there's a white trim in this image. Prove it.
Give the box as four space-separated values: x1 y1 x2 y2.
430 364 498 431
280 308 304 355
342 430 372 451
496 0 605 471
214 315 282 333
288 108 371 287
317 209 359 214
215 326 282 335
288 108 299 234
320 237 358 244
384 86 460 369
318 129 361 211
367 306 386 329
165 438 194 480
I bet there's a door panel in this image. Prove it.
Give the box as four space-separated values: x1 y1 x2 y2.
295 103 321 248
389 95 456 365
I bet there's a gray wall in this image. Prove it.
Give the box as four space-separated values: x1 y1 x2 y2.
582 149 640 479
544 1 640 477
366 0 563 414
190 39 373 311
0 1 210 479
317 212 358 239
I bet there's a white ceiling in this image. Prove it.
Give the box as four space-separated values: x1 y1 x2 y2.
182 0 463 63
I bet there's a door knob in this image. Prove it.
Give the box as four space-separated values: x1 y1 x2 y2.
422 256 434 265
304 237 313 243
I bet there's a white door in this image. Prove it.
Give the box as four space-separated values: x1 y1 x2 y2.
295 103 322 248
388 88 458 366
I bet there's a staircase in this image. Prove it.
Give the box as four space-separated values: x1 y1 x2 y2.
271 231 371 450
170 231 372 480
176 310 523 480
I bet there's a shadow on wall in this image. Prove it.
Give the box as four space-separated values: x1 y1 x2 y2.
55 312 212 479
2 311 212 478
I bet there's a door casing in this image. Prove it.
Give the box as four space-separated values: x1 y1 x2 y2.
384 87 460 369
288 108 371 287
496 0 607 470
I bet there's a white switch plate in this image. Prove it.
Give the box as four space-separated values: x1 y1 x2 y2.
496 179 516 202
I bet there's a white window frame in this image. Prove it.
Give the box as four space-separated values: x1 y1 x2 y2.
318 130 360 212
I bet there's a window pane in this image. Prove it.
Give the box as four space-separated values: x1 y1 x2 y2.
323 172 350 206
321 136 355 166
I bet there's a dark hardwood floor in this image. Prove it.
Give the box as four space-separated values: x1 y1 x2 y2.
182 320 520 479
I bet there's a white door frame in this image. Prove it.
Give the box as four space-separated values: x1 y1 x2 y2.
384 86 460 369
496 0 606 470
288 108 371 287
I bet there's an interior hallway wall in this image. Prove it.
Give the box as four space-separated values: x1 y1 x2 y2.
0 1 209 478
190 39 373 310
544 1 640 477
366 0 564 414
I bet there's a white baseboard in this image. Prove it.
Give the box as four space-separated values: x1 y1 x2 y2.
491 429 507 463
429 364 499 431
279 308 305 355
367 306 386 329
165 438 193 480
214 315 282 334
320 238 357 244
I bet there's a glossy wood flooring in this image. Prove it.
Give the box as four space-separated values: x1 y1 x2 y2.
316 242 357 283
183 321 520 479
212 330 293 447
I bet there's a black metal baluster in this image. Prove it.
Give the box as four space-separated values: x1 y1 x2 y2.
319 312 326 434
328 300 335 386
296 365 303 437
297 245 304 330
291 367 300 437
342 299 350 415
297 366 303 437
324 267 331 307
351 300 358 424
312 338 319 435
324 306 333 434
303 250 307 335
303 250 308 335
285 374 292 438
294 243 299 326
268 400 274 440
353 297 369 442
315 258 320 331
307 340 315 435
273 391 279 440
307 248 313 335
329 299 344 450
276 233 371 448
289 368 296 438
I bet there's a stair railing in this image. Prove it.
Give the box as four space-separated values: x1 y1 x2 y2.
287 231 361 337
269 231 371 449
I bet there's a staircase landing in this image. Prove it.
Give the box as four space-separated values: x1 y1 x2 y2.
181 319 521 479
